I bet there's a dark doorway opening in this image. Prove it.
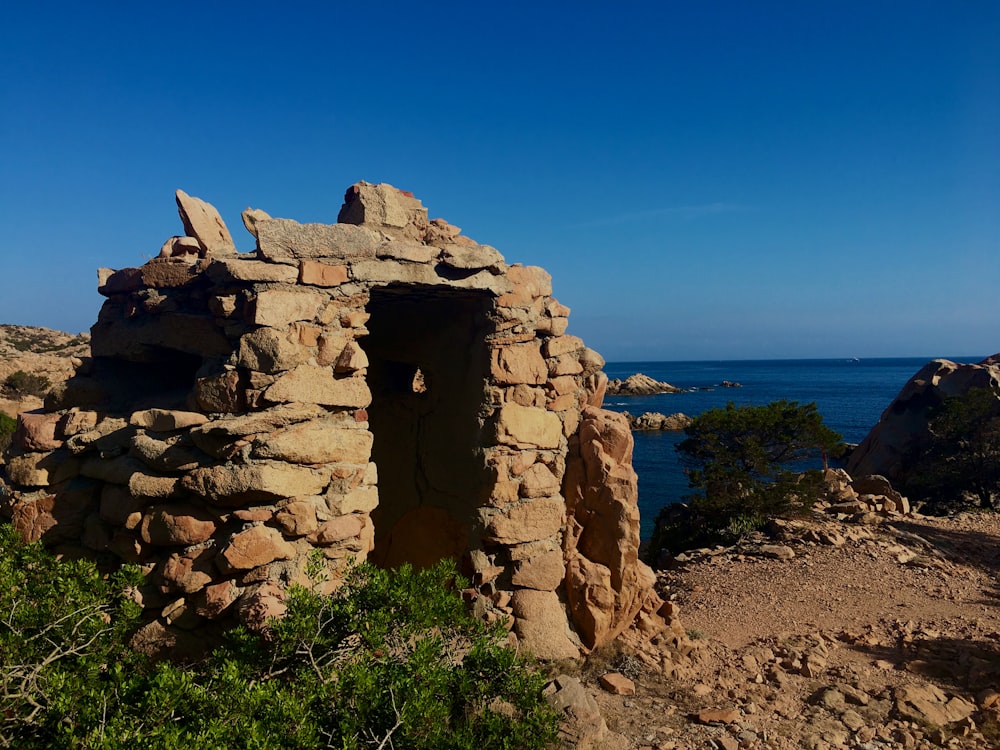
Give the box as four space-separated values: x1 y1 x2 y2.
361 286 493 570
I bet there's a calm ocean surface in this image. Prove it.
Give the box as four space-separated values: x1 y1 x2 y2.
602 357 986 539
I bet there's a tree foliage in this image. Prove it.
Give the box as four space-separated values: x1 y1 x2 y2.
904 386 1000 512
648 400 843 557
3 370 50 398
0 525 558 749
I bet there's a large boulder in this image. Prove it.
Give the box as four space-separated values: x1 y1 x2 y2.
847 357 1000 487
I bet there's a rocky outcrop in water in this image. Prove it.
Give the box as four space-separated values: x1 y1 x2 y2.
606 373 681 396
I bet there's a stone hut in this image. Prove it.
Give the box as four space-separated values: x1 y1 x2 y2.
1 183 684 664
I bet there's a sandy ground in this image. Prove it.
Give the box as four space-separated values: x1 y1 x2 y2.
570 510 1000 749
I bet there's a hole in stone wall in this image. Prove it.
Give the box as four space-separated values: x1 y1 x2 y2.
362 286 494 571
86 351 204 412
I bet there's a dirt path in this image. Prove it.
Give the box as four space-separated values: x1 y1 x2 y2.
571 511 1000 749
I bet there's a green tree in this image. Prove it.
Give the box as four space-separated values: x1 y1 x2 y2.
648 400 843 557
905 386 1000 512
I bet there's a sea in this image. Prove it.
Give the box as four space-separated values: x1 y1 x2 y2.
602 357 986 540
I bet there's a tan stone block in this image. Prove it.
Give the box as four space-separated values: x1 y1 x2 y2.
181 462 330 505
289 322 322 347
175 189 237 257
16 411 63 451
519 463 561 498
195 370 245 413
209 294 238 317
128 473 181 499
511 384 546 408
252 419 373 465
511 550 565 591
59 410 99 437
312 514 365 545
299 260 349 287
496 403 562 449
543 335 584 358
265 365 372 407
315 331 347 366
274 499 321 537
8 451 80 487
195 579 240 619
328 486 379 514
340 310 370 329
547 376 578 396
140 504 219 546
375 239 438 263
439 242 505 272
250 288 324 328
491 343 547 386
236 327 310 374
332 340 366 373
219 526 296 572
161 548 217 593
130 409 209 431
486 497 565 544
496 265 552 308
537 316 569 336
547 393 577 411
548 354 584 376
205 258 298 283
139 258 208 288
255 218 379 262
510 589 579 659
489 481 521 506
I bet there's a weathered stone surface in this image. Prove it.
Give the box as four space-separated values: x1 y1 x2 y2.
128 473 181 499
274 498 322 537
491 343 547 385
511 550 565 590
8 451 79 487
241 207 271 238
195 579 240 618
139 258 208 288
190 403 327 439
236 327 311 374
219 525 296 572
312 514 365 545
894 684 975 726
250 288 324 328
334 340 368 373
327 486 379 515
299 260 349 287
519 462 561 498
195 370 245 413
598 672 636 695
543 675 616 750
176 189 237 257
16 411 62 452
161 548 217 593
439 243 504 272
511 589 580 659
252 419 373 464
375 239 438 263
206 258 298 284
130 409 209 431
140 504 218 546
849 357 1000 486
265 365 371 407
337 181 429 239
159 236 202 259
255 218 378 263
181 462 330 505
496 403 562 449
486 497 564 544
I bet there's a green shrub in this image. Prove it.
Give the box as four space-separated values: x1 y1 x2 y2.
647 400 842 559
0 528 558 749
0 413 15 453
3 370 51 398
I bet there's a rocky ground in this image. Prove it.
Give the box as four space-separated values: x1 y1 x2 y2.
0 325 89 418
564 510 1000 749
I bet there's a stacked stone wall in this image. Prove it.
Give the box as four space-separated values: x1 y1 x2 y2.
1 183 683 666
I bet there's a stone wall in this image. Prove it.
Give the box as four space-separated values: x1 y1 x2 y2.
1 183 683 665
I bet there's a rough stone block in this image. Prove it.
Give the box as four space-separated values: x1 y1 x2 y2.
486 497 565 544
496 403 562 449
206 258 298 283
512 550 566 591
176 189 237 257
130 409 209 432
139 503 218 546
251 419 373 464
250 288 324 328
16 411 63 452
181 462 330 505
236 327 311 374
255 218 378 262
491 343 547 386
511 589 579 659
265 365 372 407
219 525 297 572
299 260 349 287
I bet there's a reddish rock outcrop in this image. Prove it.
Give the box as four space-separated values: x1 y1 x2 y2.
1 182 684 667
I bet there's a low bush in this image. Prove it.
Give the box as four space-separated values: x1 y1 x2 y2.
3 370 51 398
0 526 558 749
0 413 15 453
647 400 842 559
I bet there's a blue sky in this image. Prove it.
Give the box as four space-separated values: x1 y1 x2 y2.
2 2 997 361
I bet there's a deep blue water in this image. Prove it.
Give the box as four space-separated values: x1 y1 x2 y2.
602 357 986 539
